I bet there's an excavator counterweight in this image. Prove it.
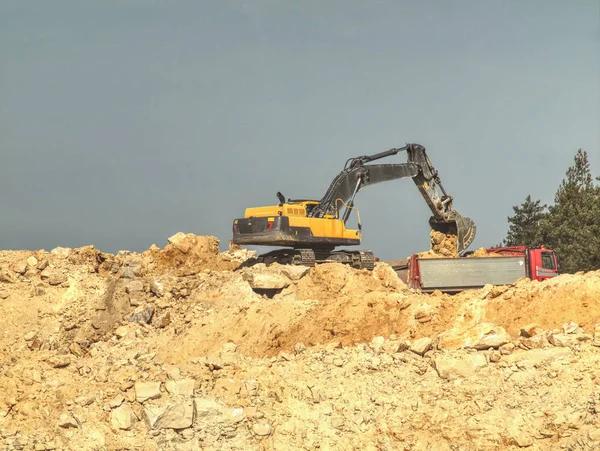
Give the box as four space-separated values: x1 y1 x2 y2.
233 143 476 268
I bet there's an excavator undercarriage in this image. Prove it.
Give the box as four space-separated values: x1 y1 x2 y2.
233 143 476 270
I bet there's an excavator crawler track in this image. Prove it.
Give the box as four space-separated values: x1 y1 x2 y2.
239 248 375 271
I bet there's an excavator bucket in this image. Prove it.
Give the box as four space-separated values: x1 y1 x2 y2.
429 215 477 255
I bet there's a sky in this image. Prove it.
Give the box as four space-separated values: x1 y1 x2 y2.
1 0 599 259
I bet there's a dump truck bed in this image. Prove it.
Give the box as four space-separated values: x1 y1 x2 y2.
417 256 527 292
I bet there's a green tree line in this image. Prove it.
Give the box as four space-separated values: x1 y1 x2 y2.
503 149 600 273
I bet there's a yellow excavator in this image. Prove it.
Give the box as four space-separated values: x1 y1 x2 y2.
232 143 476 270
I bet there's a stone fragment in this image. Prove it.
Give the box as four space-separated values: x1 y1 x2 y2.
279 265 310 280
194 398 222 419
472 326 510 350
47 355 71 368
109 395 125 408
165 379 195 397
11 261 28 275
168 232 193 254
150 280 165 297
166 367 181 381
24 331 37 341
51 247 72 257
135 381 161 403
153 311 171 328
562 321 579 334
27 256 38 267
226 407 246 423
58 413 78 428
253 422 272 436
75 395 94 407
410 337 433 356
153 401 195 430
0 271 16 283
143 405 167 429
110 405 134 430
434 354 487 380
125 280 144 294
114 326 128 339
246 272 290 290
548 332 591 347
127 304 155 324
499 343 516 355
370 336 385 352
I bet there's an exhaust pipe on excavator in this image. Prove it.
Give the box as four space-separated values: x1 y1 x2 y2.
429 215 477 255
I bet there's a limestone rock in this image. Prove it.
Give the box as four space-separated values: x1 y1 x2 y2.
47 355 71 368
194 398 222 419
253 422 272 436
165 379 195 397
51 247 72 258
125 280 144 294
110 405 135 430
58 413 78 428
434 354 487 380
168 232 193 254
410 337 433 356
279 265 310 280
245 272 290 290
135 381 161 403
153 401 195 430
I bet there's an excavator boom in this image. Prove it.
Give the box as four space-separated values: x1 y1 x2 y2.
308 143 476 253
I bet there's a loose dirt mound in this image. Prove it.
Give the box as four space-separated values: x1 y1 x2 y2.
2 234 600 450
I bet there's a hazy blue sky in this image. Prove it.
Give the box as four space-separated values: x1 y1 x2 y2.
1 0 599 259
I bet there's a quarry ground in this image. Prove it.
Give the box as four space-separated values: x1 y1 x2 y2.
1 233 600 450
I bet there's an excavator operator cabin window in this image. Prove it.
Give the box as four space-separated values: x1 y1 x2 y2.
541 252 555 270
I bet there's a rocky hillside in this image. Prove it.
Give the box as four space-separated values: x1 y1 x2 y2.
1 233 600 450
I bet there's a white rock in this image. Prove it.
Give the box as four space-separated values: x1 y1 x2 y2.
135 381 161 403
27 256 38 267
166 367 181 381
253 422 272 436
110 405 134 430
279 265 310 280
114 326 128 339
58 413 78 428
370 336 385 352
226 407 246 423
434 354 487 380
410 337 433 356
168 232 193 254
165 379 195 397
246 272 290 290
154 401 195 430
194 398 222 419
562 321 579 334
51 247 72 258
472 325 510 350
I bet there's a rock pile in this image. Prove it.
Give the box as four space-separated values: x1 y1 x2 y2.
1 233 600 450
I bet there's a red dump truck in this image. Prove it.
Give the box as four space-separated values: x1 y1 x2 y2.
386 246 560 293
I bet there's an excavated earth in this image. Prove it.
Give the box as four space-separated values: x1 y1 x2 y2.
1 233 600 450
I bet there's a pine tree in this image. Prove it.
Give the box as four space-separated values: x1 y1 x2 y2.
503 195 547 246
539 149 600 273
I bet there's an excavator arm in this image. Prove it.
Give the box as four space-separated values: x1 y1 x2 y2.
308 143 476 254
